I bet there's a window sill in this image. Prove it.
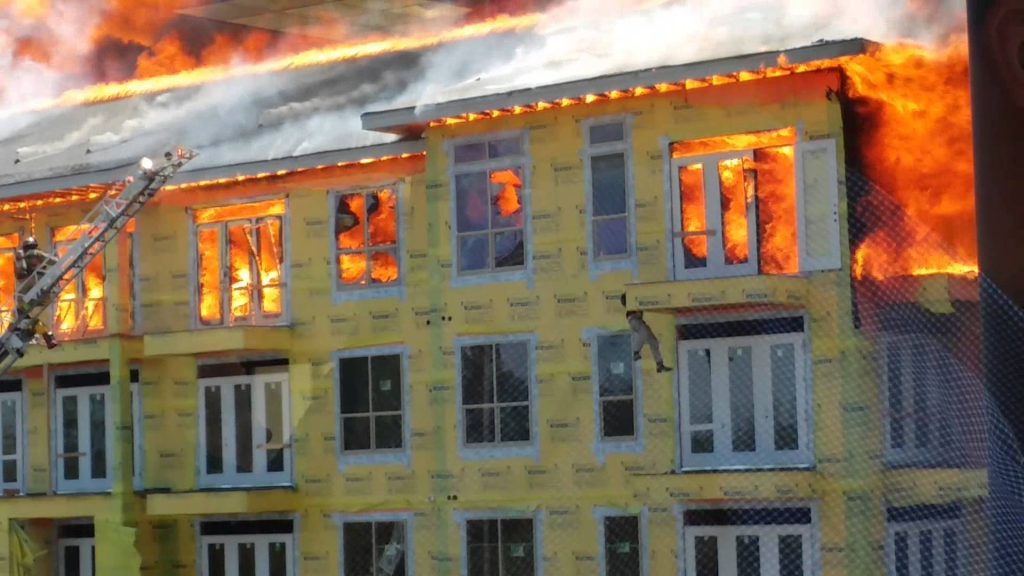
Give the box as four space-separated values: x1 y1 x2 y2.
674 463 816 474
458 443 539 462
451 268 531 289
333 284 404 305
146 486 299 516
590 256 635 281
624 275 809 313
594 439 644 463
143 326 292 357
18 335 142 367
338 451 410 471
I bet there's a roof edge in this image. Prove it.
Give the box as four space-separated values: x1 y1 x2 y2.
361 37 876 134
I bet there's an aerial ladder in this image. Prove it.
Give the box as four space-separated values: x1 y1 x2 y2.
0 148 197 375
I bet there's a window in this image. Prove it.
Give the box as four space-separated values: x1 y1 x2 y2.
0 379 22 494
597 511 644 576
336 349 408 468
199 371 291 487
126 218 140 333
193 198 287 327
591 331 642 460
52 225 106 338
130 369 142 491
463 515 537 576
0 233 19 333
450 133 529 282
583 118 634 274
886 506 963 576
678 317 811 470
200 520 293 576
58 524 95 576
332 187 401 299
683 506 817 576
340 517 410 576
883 335 956 467
54 371 113 493
456 337 537 460
668 129 840 280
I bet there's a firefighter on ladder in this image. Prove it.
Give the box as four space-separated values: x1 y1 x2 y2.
13 236 59 350
621 294 671 373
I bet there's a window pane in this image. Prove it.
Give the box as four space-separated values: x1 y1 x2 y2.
461 345 495 406
888 347 905 450
590 122 625 145
454 142 487 163
605 516 640 576
264 381 285 473
779 534 804 576
494 230 525 269
488 137 522 159
204 387 223 475
455 173 489 233
255 218 283 316
594 217 629 259
64 544 81 576
234 384 253 474
2 460 16 483
375 522 406 576
340 358 371 415
679 164 708 268
369 250 399 285
944 528 958 576
912 353 930 449
688 349 713 425
717 158 751 265
921 529 934 576
343 416 372 451
496 342 529 403
895 531 909 576
736 535 760 576
729 346 756 453
344 523 374 576
465 407 496 444
338 253 368 286
467 520 500 575
1 398 15 455
772 343 799 451
368 190 398 247
268 541 288 576
207 543 225 576
371 355 402 412
458 234 490 272
602 399 635 439
498 405 530 442
691 430 714 454
490 169 524 230
592 153 627 217
695 535 719 576
227 224 254 320
89 393 106 479
598 335 633 398
374 415 404 450
197 226 223 325
62 394 79 480
238 542 256 576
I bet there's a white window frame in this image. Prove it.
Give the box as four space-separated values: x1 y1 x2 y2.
885 509 964 576
336 511 415 576
58 536 95 576
678 502 821 576
586 329 644 462
330 183 407 303
199 529 295 576
581 115 637 279
333 346 412 471
677 321 813 471
881 334 951 468
447 131 533 288
456 509 544 576
0 384 24 494
54 383 113 494
51 226 107 339
131 373 143 491
455 334 539 462
595 507 648 576
197 372 292 488
188 196 291 329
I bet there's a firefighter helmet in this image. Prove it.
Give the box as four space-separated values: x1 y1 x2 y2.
21 236 38 251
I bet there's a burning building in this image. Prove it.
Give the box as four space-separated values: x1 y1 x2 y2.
0 12 989 576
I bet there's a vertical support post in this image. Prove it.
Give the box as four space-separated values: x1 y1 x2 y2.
967 0 1024 573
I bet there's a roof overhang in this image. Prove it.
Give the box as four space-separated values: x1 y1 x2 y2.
361 37 876 134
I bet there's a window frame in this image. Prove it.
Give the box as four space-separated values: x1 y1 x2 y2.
581 115 637 279
333 346 412 471
881 334 953 468
594 507 648 576
676 316 814 471
677 502 822 576
187 195 291 330
51 226 107 339
454 333 539 462
131 370 143 492
57 536 96 576
336 511 415 576
456 509 543 576
446 131 533 288
0 381 24 495
196 517 297 576
329 182 407 304
197 371 293 489
885 506 964 576
586 329 644 462
53 375 114 494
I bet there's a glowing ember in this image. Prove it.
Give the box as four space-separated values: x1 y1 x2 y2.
490 170 522 218
336 189 399 286
52 224 105 336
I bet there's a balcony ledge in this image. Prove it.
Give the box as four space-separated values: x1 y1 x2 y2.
624 275 809 314
146 487 299 516
144 326 292 357
16 335 143 368
0 493 125 519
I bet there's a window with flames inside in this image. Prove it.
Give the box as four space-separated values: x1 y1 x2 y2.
193 199 286 327
669 127 840 280
0 234 19 333
52 225 107 338
334 187 400 292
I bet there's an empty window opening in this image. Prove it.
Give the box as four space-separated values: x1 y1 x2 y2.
58 523 96 576
52 225 106 338
452 135 528 275
341 519 408 576
338 353 405 454
683 507 816 576
0 233 19 333
334 188 400 290
200 520 294 576
193 198 286 327
0 379 22 493
54 371 112 493
465 517 536 576
459 340 532 448
602 514 642 576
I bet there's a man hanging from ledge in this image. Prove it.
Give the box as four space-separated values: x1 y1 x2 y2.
13 236 59 350
621 294 671 373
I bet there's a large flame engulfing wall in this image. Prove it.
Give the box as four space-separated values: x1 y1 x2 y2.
193 198 285 326
0 233 19 333
52 224 105 336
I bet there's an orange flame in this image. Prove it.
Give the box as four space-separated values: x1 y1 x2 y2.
0 233 19 333
336 189 399 286
717 158 753 265
52 224 105 336
490 170 522 218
